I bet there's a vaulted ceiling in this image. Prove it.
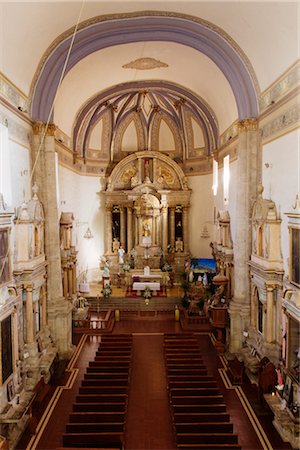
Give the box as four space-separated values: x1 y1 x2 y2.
0 1 297 147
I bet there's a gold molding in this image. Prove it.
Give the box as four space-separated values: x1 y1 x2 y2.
32 122 56 136
237 118 258 132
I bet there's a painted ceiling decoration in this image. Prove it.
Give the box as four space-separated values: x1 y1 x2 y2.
30 11 259 122
122 57 169 70
72 80 218 164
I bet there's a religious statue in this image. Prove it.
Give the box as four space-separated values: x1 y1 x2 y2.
103 258 110 276
175 237 183 252
113 238 120 253
131 174 139 187
143 219 151 237
118 246 125 264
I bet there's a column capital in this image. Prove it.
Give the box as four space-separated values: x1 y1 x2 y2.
32 121 56 136
105 205 112 213
237 118 258 132
23 282 33 292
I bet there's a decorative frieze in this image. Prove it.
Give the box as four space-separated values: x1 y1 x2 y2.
261 101 300 144
260 61 300 112
237 117 258 132
0 72 29 113
0 109 31 147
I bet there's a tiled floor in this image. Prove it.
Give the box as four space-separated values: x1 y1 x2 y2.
18 318 292 450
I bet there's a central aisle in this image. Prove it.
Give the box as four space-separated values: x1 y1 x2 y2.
125 335 176 450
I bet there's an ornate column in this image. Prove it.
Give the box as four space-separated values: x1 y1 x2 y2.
25 284 34 344
170 207 175 249
229 118 261 352
127 207 133 253
120 207 126 248
32 122 73 358
161 205 168 254
68 264 73 297
61 253 68 298
266 286 274 343
182 206 189 253
105 206 113 253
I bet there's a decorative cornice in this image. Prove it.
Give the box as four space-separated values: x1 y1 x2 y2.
0 108 31 147
260 101 300 145
237 118 258 132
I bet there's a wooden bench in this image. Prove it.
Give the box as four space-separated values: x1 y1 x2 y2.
166 357 204 364
170 388 220 397
177 444 241 449
69 412 125 423
94 355 131 361
171 395 224 405
65 422 124 433
78 386 128 395
168 375 213 382
84 371 129 379
86 366 130 373
176 433 239 445
62 432 124 449
82 378 128 387
76 394 127 403
89 361 130 367
73 403 126 413
167 369 208 376
32 377 51 412
174 412 230 423
169 381 218 389
173 404 227 414
227 357 244 384
96 350 132 356
175 423 234 434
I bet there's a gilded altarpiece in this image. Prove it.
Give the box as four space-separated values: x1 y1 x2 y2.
103 151 191 273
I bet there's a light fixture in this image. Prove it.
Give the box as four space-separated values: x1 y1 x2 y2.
83 227 93 239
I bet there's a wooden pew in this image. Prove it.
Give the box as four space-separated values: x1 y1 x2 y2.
173 412 230 423
89 361 130 367
175 423 234 433
227 357 244 385
75 394 128 403
65 422 124 433
171 395 224 405
169 380 218 389
170 388 220 396
69 412 125 423
172 404 227 414
82 379 128 387
96 350 132 356
84 372 129 379
86 366 130 373
177 445 241 449
165 357 204 364
62 432 123 449
78 386 128 395
167 369 208 376
73 403 126 412
176 432 239 445
168 375 213 382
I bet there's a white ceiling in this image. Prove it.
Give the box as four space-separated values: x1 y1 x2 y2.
1 1 298 135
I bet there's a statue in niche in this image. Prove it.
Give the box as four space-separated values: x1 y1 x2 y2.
143 219 151 237
175 237 183 252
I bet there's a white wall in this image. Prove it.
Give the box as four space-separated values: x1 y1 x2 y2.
262 129 299 275
188 174 214 258
9 140 31 208
58 166 106 280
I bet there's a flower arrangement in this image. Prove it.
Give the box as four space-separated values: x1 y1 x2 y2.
101 285 112 298
122 261 131 272
143 286 152 300
161 261 173 272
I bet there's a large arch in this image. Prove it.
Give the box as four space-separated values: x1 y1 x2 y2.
30 12 260 122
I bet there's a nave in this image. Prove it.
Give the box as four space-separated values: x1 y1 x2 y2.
17 318 292 450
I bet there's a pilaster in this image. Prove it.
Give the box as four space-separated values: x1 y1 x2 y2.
229 117 261 352
32 122 73 358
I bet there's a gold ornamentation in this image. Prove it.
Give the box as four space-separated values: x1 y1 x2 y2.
32 122 56 136
121 163 137 184
237 118 258 132
156 164 175 185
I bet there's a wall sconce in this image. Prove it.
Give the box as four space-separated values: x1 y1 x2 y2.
83 227 94 239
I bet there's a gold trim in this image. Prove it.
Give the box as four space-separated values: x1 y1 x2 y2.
237 118 258 132
32 122 56 136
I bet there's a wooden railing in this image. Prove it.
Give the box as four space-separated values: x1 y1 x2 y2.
73 310 114 334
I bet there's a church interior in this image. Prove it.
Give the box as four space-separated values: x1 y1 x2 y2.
0 1 299 449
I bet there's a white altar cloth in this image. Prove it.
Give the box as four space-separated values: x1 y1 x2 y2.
132 281 160 291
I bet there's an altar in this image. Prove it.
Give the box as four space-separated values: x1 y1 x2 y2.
132 281 160 294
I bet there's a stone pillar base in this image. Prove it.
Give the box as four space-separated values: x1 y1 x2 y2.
47 297 75 360
228 299 250 353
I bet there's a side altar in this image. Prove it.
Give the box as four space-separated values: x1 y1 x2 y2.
100 151 191 274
